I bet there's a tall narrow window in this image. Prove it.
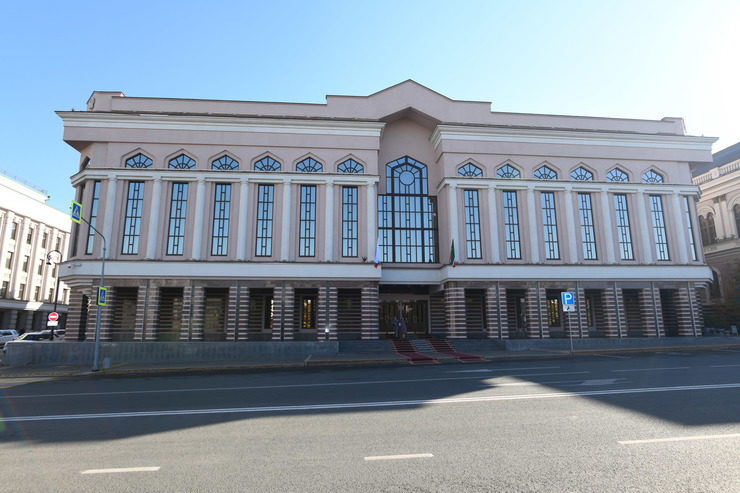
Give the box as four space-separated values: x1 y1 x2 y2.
707 213 718 244
463 190 482 259
734 204 740 238
503 191 521 259
613 194 634 260
167 183 188 255
578 193 597 260
121 181 144 255
649 195 669 260
85 181 101 254
211 184 230 256
342 186 358 257
684 197 697 261
10 222 17 240
255 185 274 256
541 192 560 259
298 185 316 257
42 232 48 249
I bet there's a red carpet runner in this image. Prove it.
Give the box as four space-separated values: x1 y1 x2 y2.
428 339 488 363
390 339 438 365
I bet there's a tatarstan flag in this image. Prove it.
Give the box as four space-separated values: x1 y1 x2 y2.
449 239 456 267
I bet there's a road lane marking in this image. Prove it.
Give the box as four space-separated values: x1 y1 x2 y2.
593 354 631 359
612 367 690 373
2 371 589 400
448 366 560 373
365 453 433 461
81 467 160 474
712 364 740 368
619 433 740 445
581 379 619 386
3 382 740 423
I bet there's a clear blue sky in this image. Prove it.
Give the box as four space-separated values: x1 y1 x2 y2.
1 0 737 211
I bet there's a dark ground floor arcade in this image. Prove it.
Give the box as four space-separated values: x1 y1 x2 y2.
60 278 705 343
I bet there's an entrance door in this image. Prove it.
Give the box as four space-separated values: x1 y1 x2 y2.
378 298 429 338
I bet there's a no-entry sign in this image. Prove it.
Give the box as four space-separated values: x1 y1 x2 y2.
48 312 59 322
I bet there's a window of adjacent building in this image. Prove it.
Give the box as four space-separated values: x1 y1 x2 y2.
734 204 740 238
1 280 8 298
699 214 717 245
42 232 48 249
37 259 43 275
496 164 520 179
341 186 358 257
48 288 54 302
212 155 238 170
613 194 634 260
121 181 144 255
541 192 560 260
684 197 697 261
502 191 521 259
255 184 274 256
607 168 629 182
5 251 13 269
26 228 33 245
296 157 323 173
167 183 189 256
649 195 670 260
86 180 101 254
52 265 57 278
571 167 593 181
642 170 663 183
71 184 83 257
378 156 438 263
254 156 281 172
169 154 196 169
55 237 61 250
338 159 363 174
18 283 25 299
10 222 17 240
458 163 483 177
534 165 557 180
298 185 317 257
211 184 231 256
22 255 29 272
34 285 40 302
63 288 69 304
578 193 597 260
125 153 153 168
463 190 482 259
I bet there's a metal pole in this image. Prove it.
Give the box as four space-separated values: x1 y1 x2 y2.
568 311 573 354
46 250 63 340
650 281 660 338
687 281 698 337
92 239 105 372
614 282 623 338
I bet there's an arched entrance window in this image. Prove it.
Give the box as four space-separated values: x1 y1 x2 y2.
734 204 740 237
378 156 438 262
707 213 718 244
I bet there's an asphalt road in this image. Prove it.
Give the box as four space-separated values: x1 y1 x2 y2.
1 349 739 492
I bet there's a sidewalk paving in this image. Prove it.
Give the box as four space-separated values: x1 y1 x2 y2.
1 337 739 379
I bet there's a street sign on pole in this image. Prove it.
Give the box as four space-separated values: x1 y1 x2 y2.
97 287 107 306
71 201 82 224
561 291 575 312
48 312 59 322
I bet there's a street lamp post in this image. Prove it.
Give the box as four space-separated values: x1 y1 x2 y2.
46 250 63 340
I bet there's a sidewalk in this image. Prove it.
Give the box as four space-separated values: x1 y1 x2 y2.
1 336 739 379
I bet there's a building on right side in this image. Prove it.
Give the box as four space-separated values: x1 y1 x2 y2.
693 142 740 331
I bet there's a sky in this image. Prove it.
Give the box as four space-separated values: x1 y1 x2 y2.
1 0 738 211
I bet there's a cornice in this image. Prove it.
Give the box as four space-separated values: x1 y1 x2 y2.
431 125 717 152
57 112 386 138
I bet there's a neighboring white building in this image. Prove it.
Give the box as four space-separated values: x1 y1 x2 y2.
0 173 71 332
58 81 714 343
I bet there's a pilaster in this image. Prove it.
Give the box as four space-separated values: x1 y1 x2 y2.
360 285 379 340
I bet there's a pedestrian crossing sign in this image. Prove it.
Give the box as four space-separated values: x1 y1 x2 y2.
71 201 82 224
97 287 107 306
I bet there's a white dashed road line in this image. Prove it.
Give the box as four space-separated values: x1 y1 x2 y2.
81 467 160 474
619 433 740 445
612 367 690 373
365 454 433 461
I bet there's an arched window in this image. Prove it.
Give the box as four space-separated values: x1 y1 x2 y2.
125 153 153 168
571 167 593 181
496 164 520 179
169 154 196 169
642 170 663 183
337 159 363 173
534 165 557 180
734 204 740 237
211 155 238 170
699 215 710 245
296 157 323 173
378 156 437 263
607 168 629 182
458 163 483 177
254 156 281 172
707 213 718 244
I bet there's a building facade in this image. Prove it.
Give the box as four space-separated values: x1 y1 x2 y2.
0 173 71 332
693 142 740 328
58 81 714 343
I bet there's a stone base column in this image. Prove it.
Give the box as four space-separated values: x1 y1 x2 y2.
639 286 664 337
273 284 295 341
7 309 19 332
99 287 115 341
182 285 204 341
361 285 379 340
445 283 466 339
485 285 507 339
317 285 338 341
525 285 547 338
142 284 160 341
233 283 250 341
134 283 149 341
601 288 620 337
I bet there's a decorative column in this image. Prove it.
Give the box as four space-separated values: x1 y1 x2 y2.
102 177 118 259
324 182 334 261
191 178 206 260
9 218 29 297
525 284 547 338
444 282 466 338
134 282 149 341
447 184 459 261
599 191 616 263
366 182 377 261
527 187 540 263
636 191 653 263
0 211 13 275
485 284 507 338
487 187 500 263
638 286 663 337
281 180 292 261
234 283 250 340
671 192 689 264
317 284 338 340
564 188 578 263
146 177 163 259
227 283 240 341
236 179 249 261
361 284 379 340
272 283 295 340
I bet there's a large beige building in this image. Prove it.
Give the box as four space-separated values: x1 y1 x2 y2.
57 81 714 343
0 173 71 331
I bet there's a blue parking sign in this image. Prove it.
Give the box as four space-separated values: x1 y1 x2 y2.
561 292 575 312
71 201 82 224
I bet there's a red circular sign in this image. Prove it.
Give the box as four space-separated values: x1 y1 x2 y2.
48 312 59 322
